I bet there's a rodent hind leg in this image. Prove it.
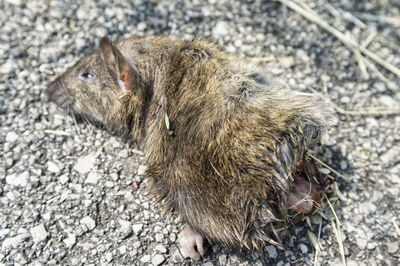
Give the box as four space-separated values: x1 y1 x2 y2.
178 226 206 261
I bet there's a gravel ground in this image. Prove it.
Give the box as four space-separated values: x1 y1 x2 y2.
1 0 399 265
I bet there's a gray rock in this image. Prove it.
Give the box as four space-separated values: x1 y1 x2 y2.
6 171 29 187
155 233 164 242
212 21 229 38
118 219 132 235
104 252 113 263
85 172 101 184
373 81 386 92
359 202 377 214
80 216 96 231
63 234 76 248
356 237 368 250
0 59 14 74
137 165 147 176
73 153 96 174
299 243 308 254
5 131 19 143
47 161 60 174
140 254 150 263
1 233 30 251
132 223 143 235
0 228 10 238
266 245 277 259
152 254 165 265
155 244 167 253
30 224 48 243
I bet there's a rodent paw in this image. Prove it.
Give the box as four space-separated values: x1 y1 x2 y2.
179 226 205 261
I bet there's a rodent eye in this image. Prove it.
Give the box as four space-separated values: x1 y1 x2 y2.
81 72 95 79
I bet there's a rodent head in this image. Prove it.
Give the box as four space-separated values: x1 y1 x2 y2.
46 37 142 136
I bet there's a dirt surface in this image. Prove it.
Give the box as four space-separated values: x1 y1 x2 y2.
1 0 399 265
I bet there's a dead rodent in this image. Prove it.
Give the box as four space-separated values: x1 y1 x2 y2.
46 36 336 260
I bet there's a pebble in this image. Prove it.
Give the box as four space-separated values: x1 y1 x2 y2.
155 244 167 253
104 252 113 263
80 216 96 231
1 233 30 251
137 165 147 176
118 219 132 235
299 243 308 254
140 254 150 263
152 254 165 265
0 59 14 74
73 153 96 174
359 202 377 214
387 242 399 253
47 161 60 173
0 228 10 238
266 245 277 259
85 172 102 184
63 234 77 248
5 131 19 143
373 81 386 92
30 224 48 243
132 223 143 235
356 237 368 250
6 171 29 187
218 254 227 265
155 233 164 242
212 21 229 38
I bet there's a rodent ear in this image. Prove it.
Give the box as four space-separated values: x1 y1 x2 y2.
99 37 132 91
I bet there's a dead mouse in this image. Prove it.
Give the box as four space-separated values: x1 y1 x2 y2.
46 36 336 260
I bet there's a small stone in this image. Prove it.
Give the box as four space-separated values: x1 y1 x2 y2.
73 153 96 174
80 216 96 231
373 81 386 92
0 59 14 74
266 245 277 259
171 247 183 263
137 165 147 176
0 228 10 238
85 172 101 184
379 95 397 107
63 234 76 248
1 233 30 251
5 132 19 143
299 243 308 254
339 160 348 170
119 245 127 254
359 202 377 213
356 237 368 250
219 254 227 265
387 242 399 253
47 161 60 174
155 233 164 242
6 171 29 187
30 224 48 243
152 254 165 266
379 147 400 164
137 22 147 31
155 244 167 253
140 255 150 263
104 252 113 263
212 21 229 38
132 224 143 235
118 219 132 235
278 56 294 68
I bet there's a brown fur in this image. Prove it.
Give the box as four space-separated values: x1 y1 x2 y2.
46 36 335 250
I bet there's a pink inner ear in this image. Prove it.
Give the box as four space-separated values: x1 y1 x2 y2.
121 69 131 91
